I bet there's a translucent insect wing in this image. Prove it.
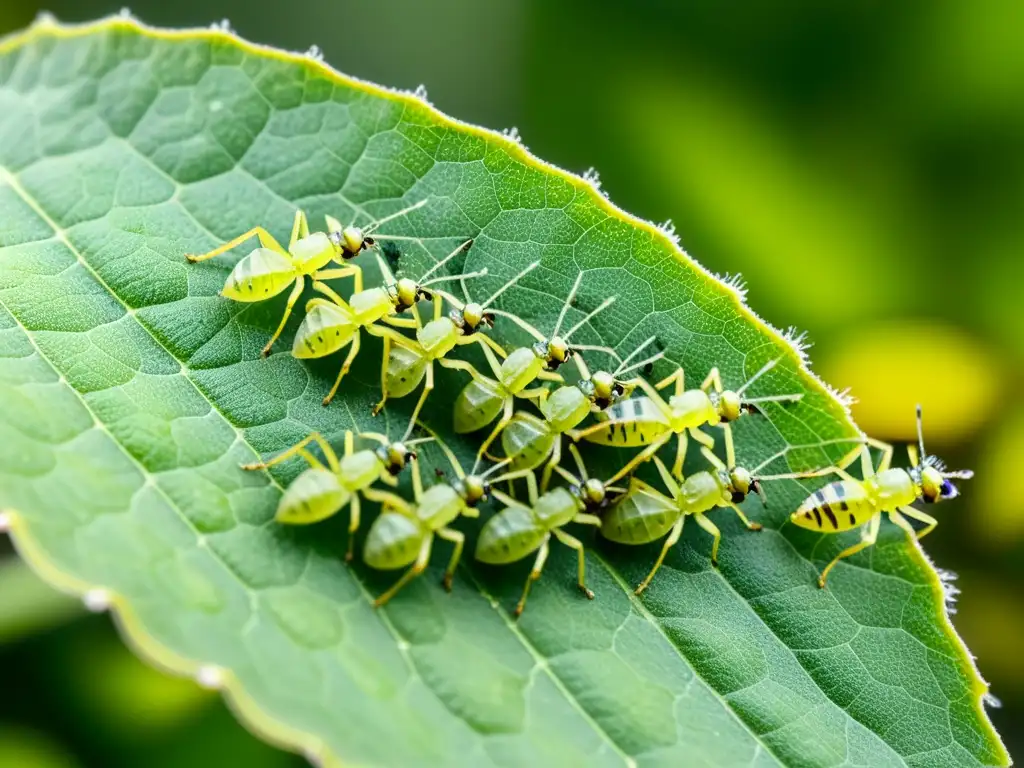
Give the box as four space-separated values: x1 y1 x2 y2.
289 231 335 273
499 347 545 394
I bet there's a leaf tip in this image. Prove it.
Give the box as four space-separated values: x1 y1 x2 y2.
83 587 112 613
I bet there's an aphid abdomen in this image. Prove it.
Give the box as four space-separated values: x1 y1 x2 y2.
221 248 296 301
348 287 394 325
679 471 726 516
791 480 873 532
476 505 545 565
500 347 545 394
276 468 350 524
667 389 717 430
583 397 670 447
290 231 335 273
454 379 505 434
501 415 554 471
418 319 459 360
385 345 428 399
601 482 679 545
339 450 381 493
540 386 590 433
363 512 425 570
292 302 357 358
416 484 465 528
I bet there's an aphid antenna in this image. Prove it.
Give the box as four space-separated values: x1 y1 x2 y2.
611 335 658 375
414 239 474 284
550 272 584 340
568 443 589 481
571 343 623 361
420 268 488 289
374 250 398 287
562 296 616 343
743 393 804 404
489 308 546 342
915 403 927 463
363 198 429 235
471 456 514 479
613 347 666 378
735 358 780 397
480 261 541 310
943 469 975 480
412 421 466 479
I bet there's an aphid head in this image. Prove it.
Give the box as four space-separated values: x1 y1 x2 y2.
911 405 973 504
725 466 755 503
377 442 416 475
458 474 490 507
340 226 368 256
536 336 573 370
394 278 430 311
458 302 493 333
718 390 743 422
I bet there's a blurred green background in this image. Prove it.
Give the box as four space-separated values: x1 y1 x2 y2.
1 1 1021 765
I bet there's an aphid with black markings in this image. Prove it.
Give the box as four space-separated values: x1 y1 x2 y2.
788 406 972 588
572 358 802 480
185 200 427 357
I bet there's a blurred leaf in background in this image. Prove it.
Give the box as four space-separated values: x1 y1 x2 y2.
0 0 1021 764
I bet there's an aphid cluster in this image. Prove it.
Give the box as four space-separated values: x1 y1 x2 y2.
187 203 974 614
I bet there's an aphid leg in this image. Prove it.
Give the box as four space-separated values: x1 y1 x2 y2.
323 331 361 406
726 502 763 532
370 330 408 416
553 528 595 600
671 431 689 479
700 367 724 394
345 494 361 562
404 362 435 433
311 280 348 306
895 506 939 540
362 487 414 515
458 332 508 360
635 517 684 595
288 208 311 246
817 514 881 588
866 437 893 473
433 292 444 322
261 275 305 357
410 444 425 504
693 514 723 566
539 438 562 494
477 398 514 463
518 386 550 400
858 444 877 479
514 536 550 618
241 432 337 471
383 315 419 330
185 226 285 263
654 367 685 395
723 423 737 469
374 535 433 608
437 527 465 592
312 265 361 290
653 456 682 497
479 342 506 379
604 433 673 486
537 369 564 384
572 513 602 527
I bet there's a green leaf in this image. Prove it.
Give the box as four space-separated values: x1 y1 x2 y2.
0 16 1007 768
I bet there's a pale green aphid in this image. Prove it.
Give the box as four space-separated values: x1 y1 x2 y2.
601 439 808 595
452 270 619 462
572 357 803 481
185 199 428 357
293 239 481 406
476 444 623 617
370 260 543 426
362 433 524 607
241 427 430 561
500 335 666 491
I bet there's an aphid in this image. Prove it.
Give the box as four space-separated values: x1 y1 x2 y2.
452 270 618 460
572 358 802 479
476 445 620 616
362 433 521 607
294 240 481 406
601 444 775 595
788 405 973 588
241 425 429 561
370 261 543 425
499 336 666 490
185 200 427 357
